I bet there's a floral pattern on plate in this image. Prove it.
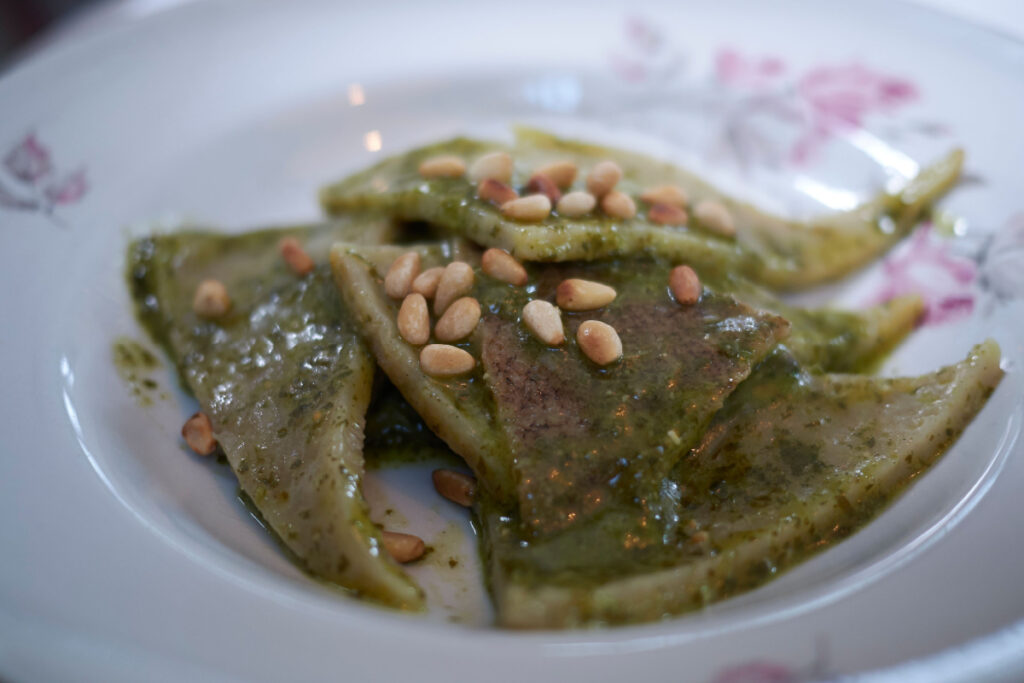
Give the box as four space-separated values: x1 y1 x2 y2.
607 16 947 172
1 132 87 219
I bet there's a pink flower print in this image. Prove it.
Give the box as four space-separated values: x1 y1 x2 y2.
1 132 88 218
44 168 88 206
791 64 918 163
867 224 977 326
625 16 664 54
4 133 52 184
715 49 786 89
610 16 683 84
798 64 917 127
712 661 798 683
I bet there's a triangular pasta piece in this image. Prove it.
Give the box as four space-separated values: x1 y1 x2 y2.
320 130 961 290
127 217 424 609
480 342 1002 627
334 243 793 536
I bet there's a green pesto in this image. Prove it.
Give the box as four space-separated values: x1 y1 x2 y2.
699 268 923 373
125 212 998 628
334 240 922 532
112 337 165 405
126 218 424 609
480 341 1003 627
333 243 790 538
319 130 963 290
363 380 464 469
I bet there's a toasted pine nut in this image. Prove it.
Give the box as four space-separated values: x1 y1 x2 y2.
434 261 475 315
694 199 736 237
586 160 623 198
501 194 551 222
648 203 689 226
640 184 688 208
182 412 217 455
478 178 518 205
556 191 597 217
526 173 562 203
481 248 528 286
534 160 577 188
420 344 476 377
577 320 622 366
601 190 637 219
193 279 231 319
468 151 513 183
557 278 617 311
278 237 315 276
522 300 565 346
669 265 701 305
411 266 445 299
381 530 425 563
384 251 421 299
418 155 466 179
397 293 431 345
434 296 481 342
432 469 477 507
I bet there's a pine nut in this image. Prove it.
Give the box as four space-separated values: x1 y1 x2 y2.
522 300 565 346
586 160 623 198
534 160 577 188
411 266 445 299
694 199 736 237
434 297 481 342
432 469 477 507
278 237 315 276
526 173 562 203
420 344 476 377
640 184 688 208
468 151 513 183
434 261 475 315
501 194 551 222
481 248 528 286
478 178 518 205
384 251 421 299
397 293 430 345
669 265 701 305
577 320 622 365
648 203 689 226
556 191 597 217
381 530 425 563
193 279 231 319
556 279 617 311
418 155 466 179
182 412 217 455
601 190 637 219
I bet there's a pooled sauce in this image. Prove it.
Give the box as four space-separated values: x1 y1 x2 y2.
112 337 166 405
363 381 463 470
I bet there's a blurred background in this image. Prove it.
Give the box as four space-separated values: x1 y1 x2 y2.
2 0 1021 70
1 0 97 61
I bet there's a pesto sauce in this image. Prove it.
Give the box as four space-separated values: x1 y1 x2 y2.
125 209 984 625
346 246 789 538
126 220 426 608
111 336 166 405
364 381 464 469
480 342 1001 625
320 132 963 290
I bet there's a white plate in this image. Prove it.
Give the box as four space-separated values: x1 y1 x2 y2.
2 1 1024 681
